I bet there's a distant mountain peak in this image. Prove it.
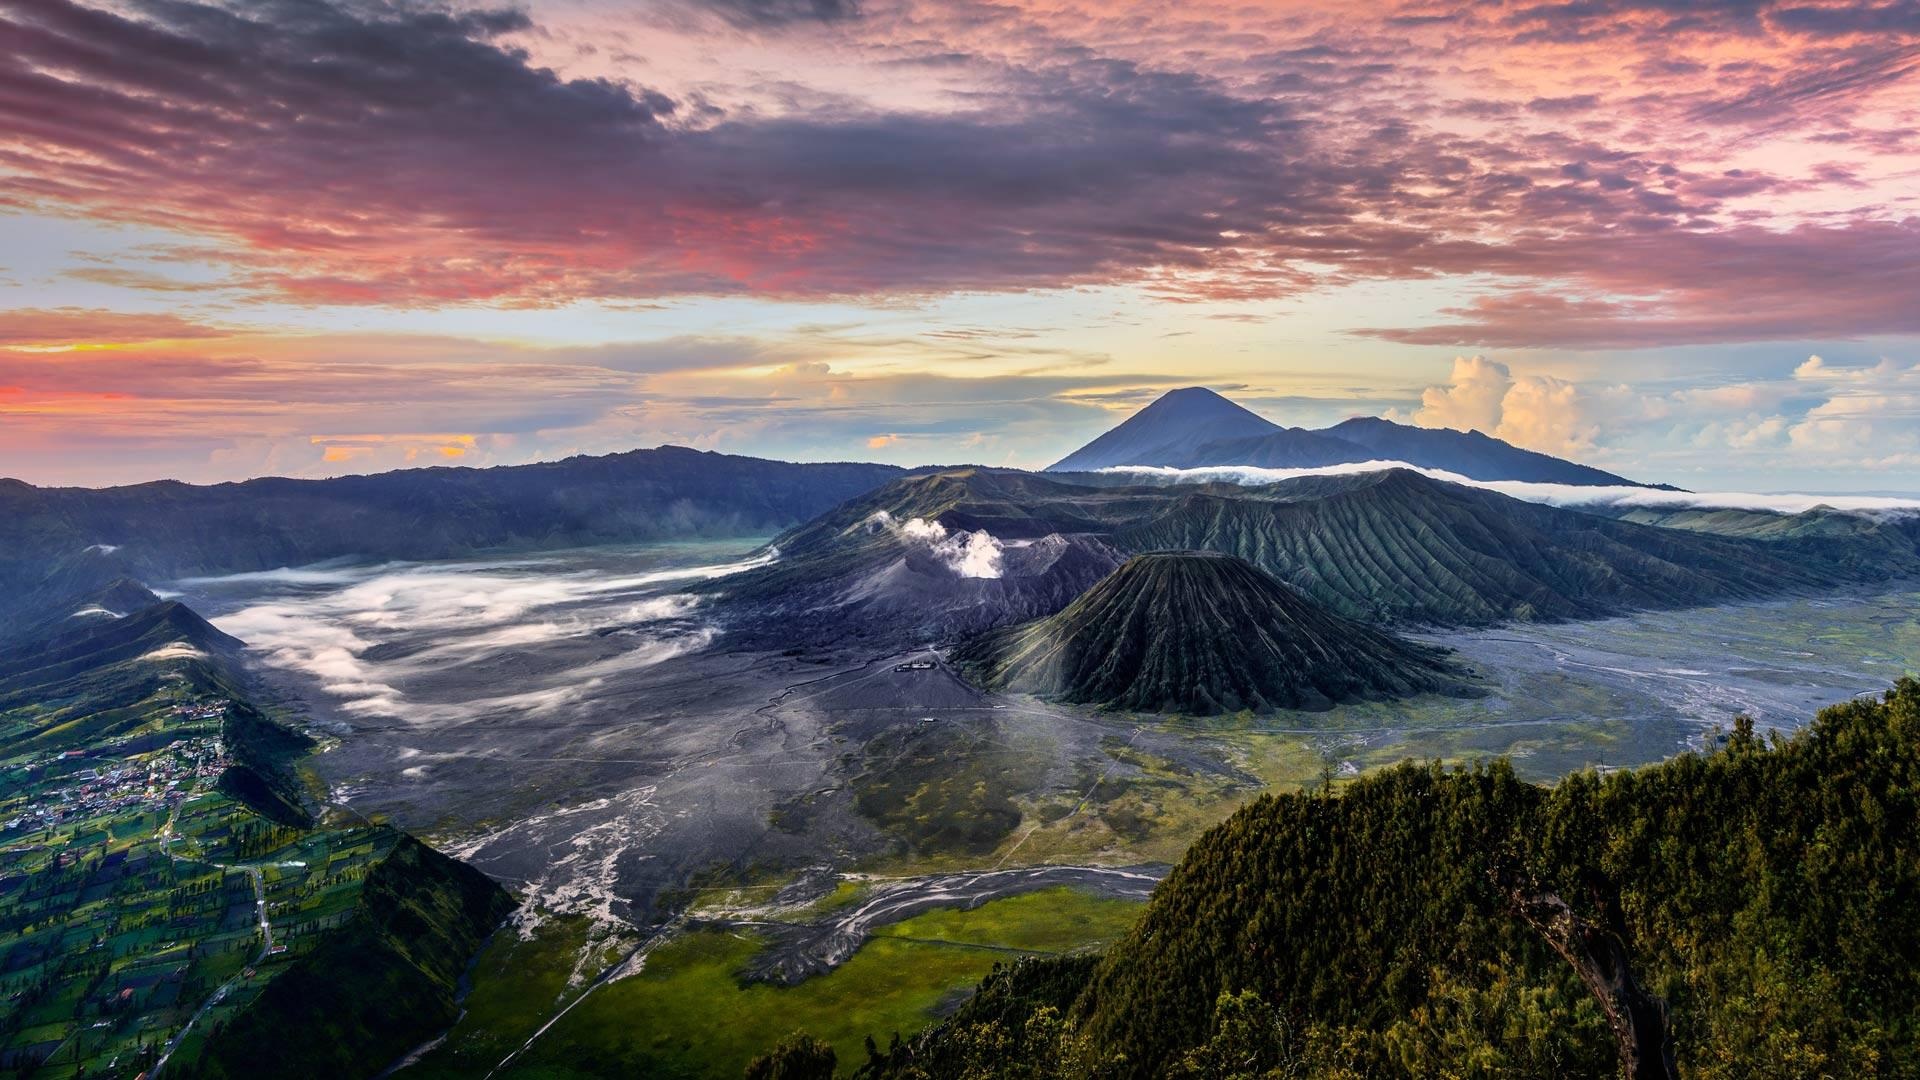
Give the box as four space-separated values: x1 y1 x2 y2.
1048 387 1279 472
1155 385 1251 406
1050 389 1655 487
1123 386 1278 429
1322 415 1644 487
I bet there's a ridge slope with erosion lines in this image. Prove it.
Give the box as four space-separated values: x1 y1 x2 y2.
719 466 1896 639
1577 502 1920 568
953 551 1467 713
1118 469 1859 626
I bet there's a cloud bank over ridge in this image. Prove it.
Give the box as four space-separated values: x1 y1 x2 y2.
1104 462 1920 517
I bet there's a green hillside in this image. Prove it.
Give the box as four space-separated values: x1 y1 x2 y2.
180 835 514 1079
953 552 1466 713
852 680 1920 1079
0 582 511 1079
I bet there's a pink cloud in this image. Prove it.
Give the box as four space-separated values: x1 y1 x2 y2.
0 0 1913 348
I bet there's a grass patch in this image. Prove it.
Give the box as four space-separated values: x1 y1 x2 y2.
502 887 1143 1079
410 915 635 1078
849 724 1046 857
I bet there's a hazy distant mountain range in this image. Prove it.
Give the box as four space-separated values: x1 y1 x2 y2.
0 446 904 632
1 389 1671 631
8 388 1913 651
1048 386 1651 487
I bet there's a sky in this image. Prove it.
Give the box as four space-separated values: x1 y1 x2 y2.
1 0 1917 491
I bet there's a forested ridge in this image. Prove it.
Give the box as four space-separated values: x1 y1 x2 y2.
839 680 1920 1079
179 836 514 1079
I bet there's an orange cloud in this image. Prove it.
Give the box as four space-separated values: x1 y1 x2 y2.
0 309 232 348
310 432 479 464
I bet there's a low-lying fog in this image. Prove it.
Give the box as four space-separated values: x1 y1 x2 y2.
180 540 773 729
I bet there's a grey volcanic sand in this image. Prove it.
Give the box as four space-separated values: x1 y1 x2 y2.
177 544 1920 954
178 543 1190 936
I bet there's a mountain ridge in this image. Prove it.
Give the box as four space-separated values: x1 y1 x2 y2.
0 445 909 603
725 465 1897 637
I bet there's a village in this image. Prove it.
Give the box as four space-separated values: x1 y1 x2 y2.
1 701 233 837
0 687 397 1078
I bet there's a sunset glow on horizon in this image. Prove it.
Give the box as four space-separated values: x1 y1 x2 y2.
2 0 1917 489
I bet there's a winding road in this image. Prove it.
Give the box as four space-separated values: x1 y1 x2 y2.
149 797 305 1078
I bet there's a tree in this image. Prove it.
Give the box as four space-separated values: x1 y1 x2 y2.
746 1033 837 1080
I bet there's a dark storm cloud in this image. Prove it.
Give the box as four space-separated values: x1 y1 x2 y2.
690 0 861 27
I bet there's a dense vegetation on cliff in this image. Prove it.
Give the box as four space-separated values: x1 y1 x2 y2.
850 680 1920 1078
953 552 1465 712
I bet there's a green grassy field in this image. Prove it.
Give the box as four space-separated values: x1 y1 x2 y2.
415 887 1143 1079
